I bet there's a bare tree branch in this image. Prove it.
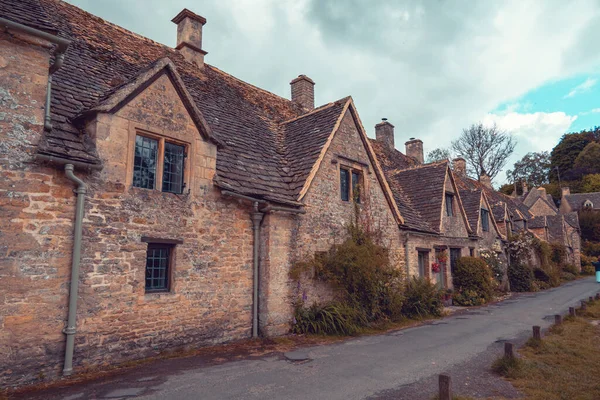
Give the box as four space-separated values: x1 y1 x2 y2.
451 122 517 181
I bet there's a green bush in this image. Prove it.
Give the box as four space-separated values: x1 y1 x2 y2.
452 257 494 305
581 264 595 276
561 271 577 281
550 243 568 266
562 264 579 275
509 263 534 292
401 277 444 319
292 301 367 335
583 240 600 257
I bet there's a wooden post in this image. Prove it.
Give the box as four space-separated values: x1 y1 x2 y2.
582 301 587 311
439 374 452 400
504 342 514 358
554 314 562 325
533 326 541 340
569 307 576 317
596 293 600 300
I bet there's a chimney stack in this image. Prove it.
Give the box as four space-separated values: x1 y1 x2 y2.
521 180 528 195
375 119 394 150
290 75 315 112
561 186 570 197
405 138 424 164
452 157 466 177
479 173 492 189
172 9 208 68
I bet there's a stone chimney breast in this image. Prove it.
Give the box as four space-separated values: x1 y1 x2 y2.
375 119 394 150
405 138 424 164
561 186 570 197
452 157 466 177
480 173 492 189
172 9 207 68
290 75 315 112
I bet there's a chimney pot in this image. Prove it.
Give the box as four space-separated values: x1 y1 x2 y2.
452 157 466 177
521 180 528 194
290 75 315 112
172 9 208 68
375 120 395 150
405 138 424 164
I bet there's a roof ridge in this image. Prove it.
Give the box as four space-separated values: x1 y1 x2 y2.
280 96 350 125
388 160 448 176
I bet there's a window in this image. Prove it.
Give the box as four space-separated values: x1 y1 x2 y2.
418 251 429 278
469 247 475 257
340 168 350 201
145 244 172 292
340 167 363 203
481 208 490 232
445 193 454 217
133 134 187 194
162 142 185 193
450 248 461 274
133 135 158 189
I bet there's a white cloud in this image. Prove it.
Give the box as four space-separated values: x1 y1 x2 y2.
564 77 597 98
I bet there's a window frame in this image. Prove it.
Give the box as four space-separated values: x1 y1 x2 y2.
340 165 364 203
481 208 490 232
445 193 454 217
144 243 174 293
131 131 189 194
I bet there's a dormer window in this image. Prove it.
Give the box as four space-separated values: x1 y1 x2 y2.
584 200 593 209
133 133 187 194
445 193 454 217
481 208 490 232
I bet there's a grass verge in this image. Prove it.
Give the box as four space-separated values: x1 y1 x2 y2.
494 299 600 400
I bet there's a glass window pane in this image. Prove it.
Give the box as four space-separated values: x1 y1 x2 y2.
133 135 158 189
162 142 185 194
145 245 170 292
340 169 350 201
445 194 453 216
352 171 361 204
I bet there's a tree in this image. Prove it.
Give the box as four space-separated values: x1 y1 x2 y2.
506 151 550 187
574 142 600 173
581 174 600 193
549 126 600 181
451 122 516 181
426 148 451 163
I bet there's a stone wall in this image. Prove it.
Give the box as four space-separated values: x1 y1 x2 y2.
259 108 406 335
1 64 256 387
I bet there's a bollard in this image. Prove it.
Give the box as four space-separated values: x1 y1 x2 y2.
569 307 576 317
439 374 452 400
505 342 514 358
533 326 541 340
555 314 562 325
582 301 587 311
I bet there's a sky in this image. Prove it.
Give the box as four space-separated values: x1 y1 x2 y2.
65 0 600 185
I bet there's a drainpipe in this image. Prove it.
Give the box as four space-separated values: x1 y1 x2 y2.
250 203 264 338
404 233 410 279
62 164 87 376
0 17 71 132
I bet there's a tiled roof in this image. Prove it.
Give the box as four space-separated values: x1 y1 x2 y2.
388 162 449 233
564 192 600 211
369 140 418 173
564 212 580 230
0 0 57 33
22 0 363 204
528 216 546 229
459 189 482 232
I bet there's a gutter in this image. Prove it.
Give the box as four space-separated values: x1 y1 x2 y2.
221 190 304 337
0 17 71 132
62 164 86 376
37 154 102 171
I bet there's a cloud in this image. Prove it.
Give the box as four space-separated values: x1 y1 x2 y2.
564 77 597 98
65 0 600 184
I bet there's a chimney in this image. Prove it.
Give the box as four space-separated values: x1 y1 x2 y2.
538 187 547 197
405 138 424 164
479 173 492 189
172 9 208 68
521 180 528 195
561 186 570 197
375 119 394 150
452 157 466 177
290 75 315 111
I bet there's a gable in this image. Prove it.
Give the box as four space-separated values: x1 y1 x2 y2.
529 197 558 217
298 99 403 225
440 167 472 236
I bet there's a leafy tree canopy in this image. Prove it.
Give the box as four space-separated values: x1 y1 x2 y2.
549 126 600 182
506 151 550 187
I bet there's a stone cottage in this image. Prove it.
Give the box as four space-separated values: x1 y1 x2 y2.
0 0 405 387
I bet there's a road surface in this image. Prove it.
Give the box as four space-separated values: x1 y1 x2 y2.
21 277 600 400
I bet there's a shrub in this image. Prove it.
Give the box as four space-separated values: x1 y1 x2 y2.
452 257 494 305
583 240 600 257
492 354 524 379
401 277 444 319
582 264 595 276
561 272 577 281
550 243 568 267
562 264 579 275
292 301 367 335
533 268 550 282
508 263 534 292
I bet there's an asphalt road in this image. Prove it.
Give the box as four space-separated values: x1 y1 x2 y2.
21 277 600 400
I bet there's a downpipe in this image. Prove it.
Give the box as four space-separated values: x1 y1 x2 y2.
62 164 87 376
251 202 264 338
